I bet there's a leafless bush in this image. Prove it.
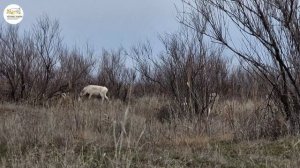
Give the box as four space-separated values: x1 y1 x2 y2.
0 16 95 103
51 45 95 99
131 31 228 119
225 66 270 101
98 48 136 101
180 0 300 134
0 26 37 101
31 15 62 101
218 100 287 140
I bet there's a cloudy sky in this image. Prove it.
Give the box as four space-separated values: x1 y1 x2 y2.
1 0 181 54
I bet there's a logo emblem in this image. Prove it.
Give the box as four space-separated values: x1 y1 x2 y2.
3 4 24 24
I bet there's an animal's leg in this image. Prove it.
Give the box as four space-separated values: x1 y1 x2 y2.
105 95 109 101
101 96 104 103
88 94 92 99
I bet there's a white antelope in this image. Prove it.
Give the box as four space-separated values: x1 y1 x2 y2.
79 85 109 102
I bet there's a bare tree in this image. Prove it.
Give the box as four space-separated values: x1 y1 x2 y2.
32 15 62 101
131 41 162 96
0 25 38 101
0 16 95 103
131 30 228 118
98 48 135 100
0 26 21 100
48 45 95 99
180 0 300 134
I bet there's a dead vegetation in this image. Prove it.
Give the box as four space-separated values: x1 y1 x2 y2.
0 96 295 167
1 0 300 167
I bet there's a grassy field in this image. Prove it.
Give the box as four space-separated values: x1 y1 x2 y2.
0 97 298 167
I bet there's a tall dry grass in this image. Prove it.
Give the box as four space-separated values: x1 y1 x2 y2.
0 96 293 167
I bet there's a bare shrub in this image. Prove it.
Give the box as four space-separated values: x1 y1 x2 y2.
0 16 95 104
98 48 136 102
180 0 300 135
131 31 228 120
216 99 287 140
0 26 36 101
156 105 176 123
31 15 62 101
51 45 95 99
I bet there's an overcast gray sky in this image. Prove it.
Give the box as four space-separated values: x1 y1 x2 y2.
1 0 180 54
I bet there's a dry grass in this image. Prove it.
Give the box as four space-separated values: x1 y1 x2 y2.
0 97 298 167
